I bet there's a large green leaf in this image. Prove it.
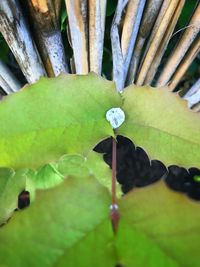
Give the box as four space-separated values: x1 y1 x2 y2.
0 177 200 266
119 85 200 168
118 181 200 266
0 73 121 169
0 176 113 267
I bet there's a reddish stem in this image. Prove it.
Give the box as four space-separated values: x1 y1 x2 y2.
110 130 120 234
112 134 117 205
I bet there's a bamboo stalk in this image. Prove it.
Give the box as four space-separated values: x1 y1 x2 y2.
144 0 185 85
0 60 22 93
53 0 62 21
111 0 129 91
183 78 200 108
121 0 146 80
169 37 200 91
65 0 89 74
156 3 200 87
133 0 172 85
135 0 180 86
192 102 200 112
26 0 68 77
111 0 146 91
88 0 106 74
126 0 163 85
0 0 46 83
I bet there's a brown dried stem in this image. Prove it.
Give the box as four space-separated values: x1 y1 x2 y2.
126 0 163 84
0 0 46 83
53 0 62 21
169 36 200 91
0 60 22 94
135 0 180 86
144 0 185 85
26 0 68 77
156 3 200 87
65 0 89 74
88 0 106 74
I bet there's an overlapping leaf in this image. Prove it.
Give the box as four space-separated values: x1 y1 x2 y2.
0 176 200 266
0 73 121 169
0 73 200 171
118 181 200 266
119 85 200 168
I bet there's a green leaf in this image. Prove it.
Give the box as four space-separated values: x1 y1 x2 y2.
32 163 64 189
57 154 89 177
85 151 121 196
57 152 121 196
0 176 113 267
55 220 116 267
0 169 26 225
118 181 200 266
119 85 200 168
0 73 121 169
1 177 200 266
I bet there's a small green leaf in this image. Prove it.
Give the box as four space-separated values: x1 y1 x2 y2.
85 151 121 196
57 154 89 177
119 85 200 168
33 163 64 189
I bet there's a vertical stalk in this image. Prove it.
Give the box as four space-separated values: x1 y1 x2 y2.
169 36 200 91
0 0 46 83
26 0 69 77
126 0 163 85
110 131 120 234
65 0 89 74
135 0 180 86
88 0 107 74
144 0 185 85
156 3 200 87
112 135 117 206
0 60 22 93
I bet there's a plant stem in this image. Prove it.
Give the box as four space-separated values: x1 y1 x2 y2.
110 130 120 234
112 133 117 206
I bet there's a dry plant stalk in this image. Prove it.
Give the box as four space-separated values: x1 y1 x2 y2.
169 37 200 91
26 0 68 77
0 60 21 94
111 0 128 91
144 0 185 85
126 0 163 85
111 0 146 91
121 0 146 82
88 0 106 74
135 0 180 86
156 3 200 87
65 0 89 74
184 78 200 108
0 0 46 83
53 0 62 21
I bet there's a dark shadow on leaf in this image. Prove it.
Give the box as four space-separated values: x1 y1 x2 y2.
94 135 200 201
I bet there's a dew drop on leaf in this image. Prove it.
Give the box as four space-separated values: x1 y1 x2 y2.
106 108 125 129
